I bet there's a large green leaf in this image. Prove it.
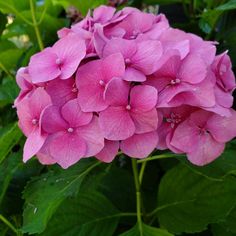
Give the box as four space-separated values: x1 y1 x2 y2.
157 164 236 234
0 12 7 34
120 223 173 236
211 224 236 236
0 122 22 164
22 159 101 234
41 191 120 236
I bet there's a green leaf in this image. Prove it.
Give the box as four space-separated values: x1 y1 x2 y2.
179 143 236 180
0 152 22 204
22 159 101 234
0 48 23 70
157 164 236 234
211 224 236 236
120 223 173 236
52 0 107 15
40 191 120 236
0 78 19 107
199 0 236 33
0 12 7 34
0 123 22 165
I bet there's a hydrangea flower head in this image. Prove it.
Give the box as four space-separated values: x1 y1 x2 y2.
15 5 236 168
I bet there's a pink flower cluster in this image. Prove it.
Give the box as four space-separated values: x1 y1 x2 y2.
15 5 236 168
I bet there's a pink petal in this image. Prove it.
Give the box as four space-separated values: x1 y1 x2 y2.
178 54 207 84
46 78 77 106
132 40 162 74
187 134 225 166
103 38 136 59
104 77 129 106
49 131 87 169
206 109 236 143
93 5 116 23
130 108 158 134
96 140 119 163
36 136 56 165
61 99 92 127
52 34 86 80
76 53 125 112
170 119 199 153
99 106 135 140
29 48 61 83
120 131 158 158
123 67 146 82
154 52 181 78
77 117 104 157
41 105 68 133
23 127 47 162
130 85 157 111
29 88 52 118
16 67 32 90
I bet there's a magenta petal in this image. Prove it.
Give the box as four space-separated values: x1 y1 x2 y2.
61 99 92 127
123 67 146 82
103 38 136 59
206 110 236 143
76 53 125 112
104 77 129 106
130 85 157 111
131 108 158 134
77 117 104 157
120 131 158 158
29 87 52 118
52 34 86 80
41 105 68 133
29 48 61 83
36 137 56 165
46 78 77 106
132 40 162 74
96 140 119 163
99 106 135 140
49 131 87 169
23 127 47 162
93 5 116 23
187 134 225 166
178 54 207 84
170 120 199 153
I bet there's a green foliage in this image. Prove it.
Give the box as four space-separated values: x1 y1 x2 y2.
157 164 236 234
22 159 100 234
120 223 173 236
0 0 236 236
40 191 120 236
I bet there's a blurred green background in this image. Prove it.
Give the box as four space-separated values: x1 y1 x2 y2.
1 0 236 235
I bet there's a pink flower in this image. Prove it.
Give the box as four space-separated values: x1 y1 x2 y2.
76 53 125 112
46 77 78 106
96 131 158 161
16 88 51 162
28 34 86 83
99 78 158 140
103 38 162 82
157 105 196 152
213 51 236 92
147 50 211 107
170 109 236 165
41 99 104 168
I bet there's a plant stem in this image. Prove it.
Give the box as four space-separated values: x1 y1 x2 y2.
29 0 44 51
137 153 184 163
139 162 147 184
131 159 143 235
0 215 19 235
